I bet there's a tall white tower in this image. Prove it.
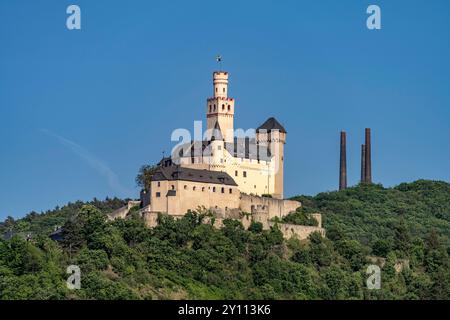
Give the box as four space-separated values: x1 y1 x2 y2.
206 71 235 143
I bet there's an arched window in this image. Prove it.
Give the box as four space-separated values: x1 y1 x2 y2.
171 185 175 190
213 187 216 192
228 105 231 111
214 104 216 111
184 185 187 190
223 88 225 93
221 187 225 193
193 186 196 191
209 106 212 112
222 104 225 110
229 188 232 194
202 187 205 192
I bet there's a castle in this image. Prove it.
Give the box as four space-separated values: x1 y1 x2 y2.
110 71 325 240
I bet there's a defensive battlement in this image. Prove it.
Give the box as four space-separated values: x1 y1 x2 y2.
207 97 234 101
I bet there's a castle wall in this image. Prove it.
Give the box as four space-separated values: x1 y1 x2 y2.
150 179 240 216
108 201 141 220
239 194 300 219
269 222 325 240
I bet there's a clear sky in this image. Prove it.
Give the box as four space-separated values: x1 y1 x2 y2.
1 0 449 219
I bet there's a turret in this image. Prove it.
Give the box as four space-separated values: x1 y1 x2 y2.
256 117 287 199
207 71 235 142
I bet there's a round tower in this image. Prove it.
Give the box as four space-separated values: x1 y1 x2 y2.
213 71 229 98
207 71 235 142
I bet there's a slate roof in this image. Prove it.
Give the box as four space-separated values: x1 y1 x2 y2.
257 117 287 133
211 121 224 141
152 165 238 186
225 137 272 161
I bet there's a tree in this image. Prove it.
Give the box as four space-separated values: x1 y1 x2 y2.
135 165 158 190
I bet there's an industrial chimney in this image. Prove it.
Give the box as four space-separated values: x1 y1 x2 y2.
364 128 372 184
339 131 347 190
361 144 366 183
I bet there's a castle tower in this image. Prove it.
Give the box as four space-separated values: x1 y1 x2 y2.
257 117 287 199
206 71 235 143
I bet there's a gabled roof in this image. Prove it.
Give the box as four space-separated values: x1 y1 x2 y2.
211 121 224 141
257 117 287 133
152 166 238 186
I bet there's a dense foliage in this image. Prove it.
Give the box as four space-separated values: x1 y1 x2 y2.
278 207 319 226
0 180 449 300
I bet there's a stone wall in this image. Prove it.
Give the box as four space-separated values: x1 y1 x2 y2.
108 201 141 220
269 222 325 240
111 196 324 241
239 193 300 220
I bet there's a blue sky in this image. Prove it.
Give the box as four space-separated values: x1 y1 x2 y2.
1 0 449 219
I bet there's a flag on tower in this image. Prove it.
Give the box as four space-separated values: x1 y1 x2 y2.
216 55 222 62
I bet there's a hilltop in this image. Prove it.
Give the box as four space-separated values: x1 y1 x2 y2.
0 180 449 300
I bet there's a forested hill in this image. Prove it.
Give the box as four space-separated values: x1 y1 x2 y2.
293 180 450 251
0 180 449 300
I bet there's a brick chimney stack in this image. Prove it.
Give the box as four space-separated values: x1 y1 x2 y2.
339 131 347 191
364 128 372 184
361 144 366 183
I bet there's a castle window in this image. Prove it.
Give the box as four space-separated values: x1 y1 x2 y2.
229 188 232 194
225 206 228 211
228 105 230 111
218 145 222 150
157 182 160 187
171 185 175 190
222 104 225 110
254 185 256 189
221 187 225 193
156 192 161 198
243 171 247 178
202 187 205 192
215 88 218 92
213 187 216 192
223 88 225 93
184 185 187 190
193 186 196 191
209 106 212 112
235 171 238 177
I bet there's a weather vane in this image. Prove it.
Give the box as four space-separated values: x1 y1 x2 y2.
216 54 223 70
